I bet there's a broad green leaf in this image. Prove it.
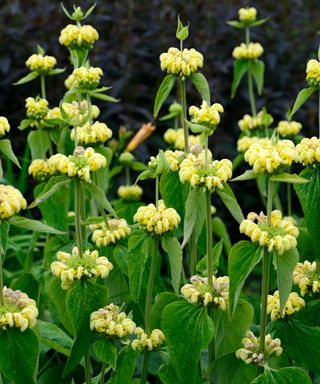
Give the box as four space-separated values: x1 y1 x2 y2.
212 217 232 255
158 362 178 384
196 239 223 275
185 119 211 133
250 60 265 95
270 172 309 184
37 44 45 55
84 181 117 217
161 236 182 294
151 292 178 329
9 216 65 235
227 20 245 29
210 352 257 384
160 171 188 219
30 176 70 208
232 169 258 181
252 367 312 384
18 118 33 130
108 346 139 384
10 272 39 301
231 60 249 98
295 167 320 256
155 150 170 175
176 25 189 41
48 67 66 75
154 74 177 118
94 338 117 370
0 139 20 167
228 241 263 315
274 248 299 313
14 71 39 85
0 328 39 384
190 72 211 104
162 301 214 384
214 299 254 358
28 130 50 159
290 87 315 117
216 183 244 224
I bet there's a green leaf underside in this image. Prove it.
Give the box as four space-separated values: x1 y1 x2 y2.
290 87 315 117
216 183 244 224
161 236 182 294
231 60 249 98
154 74 177 118
190 72 211 104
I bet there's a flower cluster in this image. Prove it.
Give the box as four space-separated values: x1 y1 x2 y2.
293 261 320 296
26 53 56 73
164 150 185 172
117 185 143 201
181 275 229 310
240 210 299 255
0 116 10 137
238 7 257 22
61 101 100 124
59 24 99 49
306 59 320 88
51 247 113 290
164 128 200 150
28 159 56 181
132 328 165 351
89 218 131 247
244 139 298 173
90 304 136 338
179 151 232 191
71 122 113 145
0 185 27 221
267 290 305 321
48 146 106 182
66 67 103 90
296 137 320 165
236 331 282 366
134 200 180 235
237 136 270 153
232 43 263 60
189 101 224 128
238 111 268 133
25 97 49 120
160 47 204 77
277 120 302 137
0 287 38 331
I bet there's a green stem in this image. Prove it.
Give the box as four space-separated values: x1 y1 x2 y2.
247 70 257 117
40 74 46 99
180 79 189 153
155 176 159 207
318 90 320 138
245 27 250 45
125 166 131 186
100 362 107 384
24 231 40 271
205 189 213 288
47 131 54 157
85 351 91 384
141 351 150 384
189 230 197 276
287 183 292 216
0 226 3 306
74 178 83 257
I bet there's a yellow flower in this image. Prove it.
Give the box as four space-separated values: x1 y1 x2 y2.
179 151 232 191
26 97 49 120
238 7 257 22
134 200 180 235
28 159 56 181
236 331 282 366
189 101 224 128
51 247 113 290
0 287 38 331
119 152 135 165
240 210 299 255
160 47 203 77
237 136 270 153
181 275 229 310
293 261 320 296
71 122 112 145
0 185 27 221
26 53 56 73
277 120 302 137
61 101 100 125
306 59 320 88
238 110 271 133
66 66 103 90
296 137 320 165
90 304 136 337
267 290 305 321
232 43 263 60
0 117 10 137
117 185 143 201
244 139 298 173
164 150 185 172
131 327 165 351
59 24 99 48
164 128 200 150
89 218 131 247
46 107 62 120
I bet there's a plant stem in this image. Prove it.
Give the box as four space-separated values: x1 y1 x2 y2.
24 231 40 271
245 27 250 45
205 189 213 288
74 178 83 257
141 351 150 384
318 90 320 138
40 74 46 99
100 362 107 384
125 166 131 186
287 183 292 216
0 226 3 306
247 71 256 117
180 79 189 153
85 351 92 384
47 132 54 157
155 176 159 207
189 231 197 276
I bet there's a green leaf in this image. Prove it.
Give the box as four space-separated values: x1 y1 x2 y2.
108 346 139 384
212 217 232 255
250 60 265 95
231 60 249 98
185 119 211 133
28 130 50 159
216 183 244 224
127 232 149 301
250 17 269 27
151 292 178 330
161 236 182 294
190 72 211 104
270 172 309 184
228 241 263 315
90 92 119 103
9 216 66 235
232 170 258 181
13 71 39 85
162 301 214 384
0 328 39 384
37 44 45 55
18 118 33 130
196 239 223 275
274 247 299 313
0 139 20 167
155 150 170 176
84 181 117 217
94 339 117 370
84 3 97 18
48 68 66 75
154 74 177 118
158 362 178 384
227 20 246 29
252 367 312 384
210 352 257 384
30 176 70 208
290 87 315 117
176 16 189 41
